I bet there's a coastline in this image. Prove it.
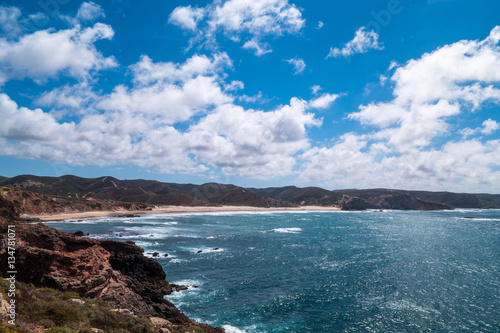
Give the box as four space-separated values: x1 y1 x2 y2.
33 205 341 221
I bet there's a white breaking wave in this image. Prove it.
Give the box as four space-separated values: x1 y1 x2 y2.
168 258 187 264
273 228 303 234
222 325 248 333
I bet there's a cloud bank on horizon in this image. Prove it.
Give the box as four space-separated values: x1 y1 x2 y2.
0 0 499 193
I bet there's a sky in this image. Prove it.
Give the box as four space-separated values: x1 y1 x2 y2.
0 0 499 193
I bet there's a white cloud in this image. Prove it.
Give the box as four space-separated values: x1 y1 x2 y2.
238 91 267 104
301 26 500 192
311 85 322 95
130 52 232 86
76 2 105 22
285 57 306 75
0 46 323 179
481 119 499 135
327 27 384 59
187 98 322 178
224 80 245 92
317 21 324 29
242 38 272 56
461 119 500 138
3 6 499 192
212 0 304 36
0 5 322 180
36 82 99 116
0 93 76 142
309 93 339 109
302 137 500 192
0 23 116 84
0 6 22 37
168 5 205 31
0 90 206 173
169 0 305 55
348 26 500 152
1 84 323 180
98 53 232 123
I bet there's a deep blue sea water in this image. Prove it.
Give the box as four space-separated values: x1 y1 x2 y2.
46 210 500 332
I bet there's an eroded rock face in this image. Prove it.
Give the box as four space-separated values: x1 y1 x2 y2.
0 220 222 332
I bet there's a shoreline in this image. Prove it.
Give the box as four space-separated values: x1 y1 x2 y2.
32 205 341 221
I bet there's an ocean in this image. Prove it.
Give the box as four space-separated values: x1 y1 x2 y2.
45 209 500 332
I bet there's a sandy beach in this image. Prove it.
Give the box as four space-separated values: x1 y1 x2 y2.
33 205 341 221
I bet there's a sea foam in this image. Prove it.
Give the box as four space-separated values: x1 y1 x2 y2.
273 227 302 234
221 325 248 333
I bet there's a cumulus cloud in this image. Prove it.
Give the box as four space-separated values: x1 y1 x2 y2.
302 26 500 192
309 93 339 109
327 27 383 59
98 53 233 123
481 119 500 135
461 119 500 138
237 91 268 104
36 82 99 117
4 5 499 193
169 0 305 55
186 98 321 178
224 80 245 92
285 57 306 75
76 2 105 22
168 5 205 31
301 137 500 192
310 85 322 95
0 23 116 84
0 6 22 37
0 23 326 179
0 5 323 179
242 38 272 56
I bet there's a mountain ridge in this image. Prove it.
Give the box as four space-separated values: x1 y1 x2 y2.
2 174 500 210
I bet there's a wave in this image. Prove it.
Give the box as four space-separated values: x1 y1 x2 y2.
383 299 440 314
222 325 248 333
44 220 98 224
459 217 500 221
168 258 187 264
273 228 303 234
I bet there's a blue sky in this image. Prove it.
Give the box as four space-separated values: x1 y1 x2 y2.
0 0 499 193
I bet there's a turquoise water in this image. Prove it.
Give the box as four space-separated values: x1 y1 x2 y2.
46 210 500 332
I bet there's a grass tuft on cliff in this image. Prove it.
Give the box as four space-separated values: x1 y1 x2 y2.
0 278 157 333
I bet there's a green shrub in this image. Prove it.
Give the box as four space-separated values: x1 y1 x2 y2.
0 279 157 333
64 291 82 299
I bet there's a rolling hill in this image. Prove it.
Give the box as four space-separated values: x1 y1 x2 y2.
2 175 500 210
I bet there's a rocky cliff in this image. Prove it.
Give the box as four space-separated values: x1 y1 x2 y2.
0 186 150 218
0 191 223 332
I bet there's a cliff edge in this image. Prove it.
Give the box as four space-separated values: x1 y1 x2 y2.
0 189 223 332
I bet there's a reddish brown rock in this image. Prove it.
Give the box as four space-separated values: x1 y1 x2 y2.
0 219 222 332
